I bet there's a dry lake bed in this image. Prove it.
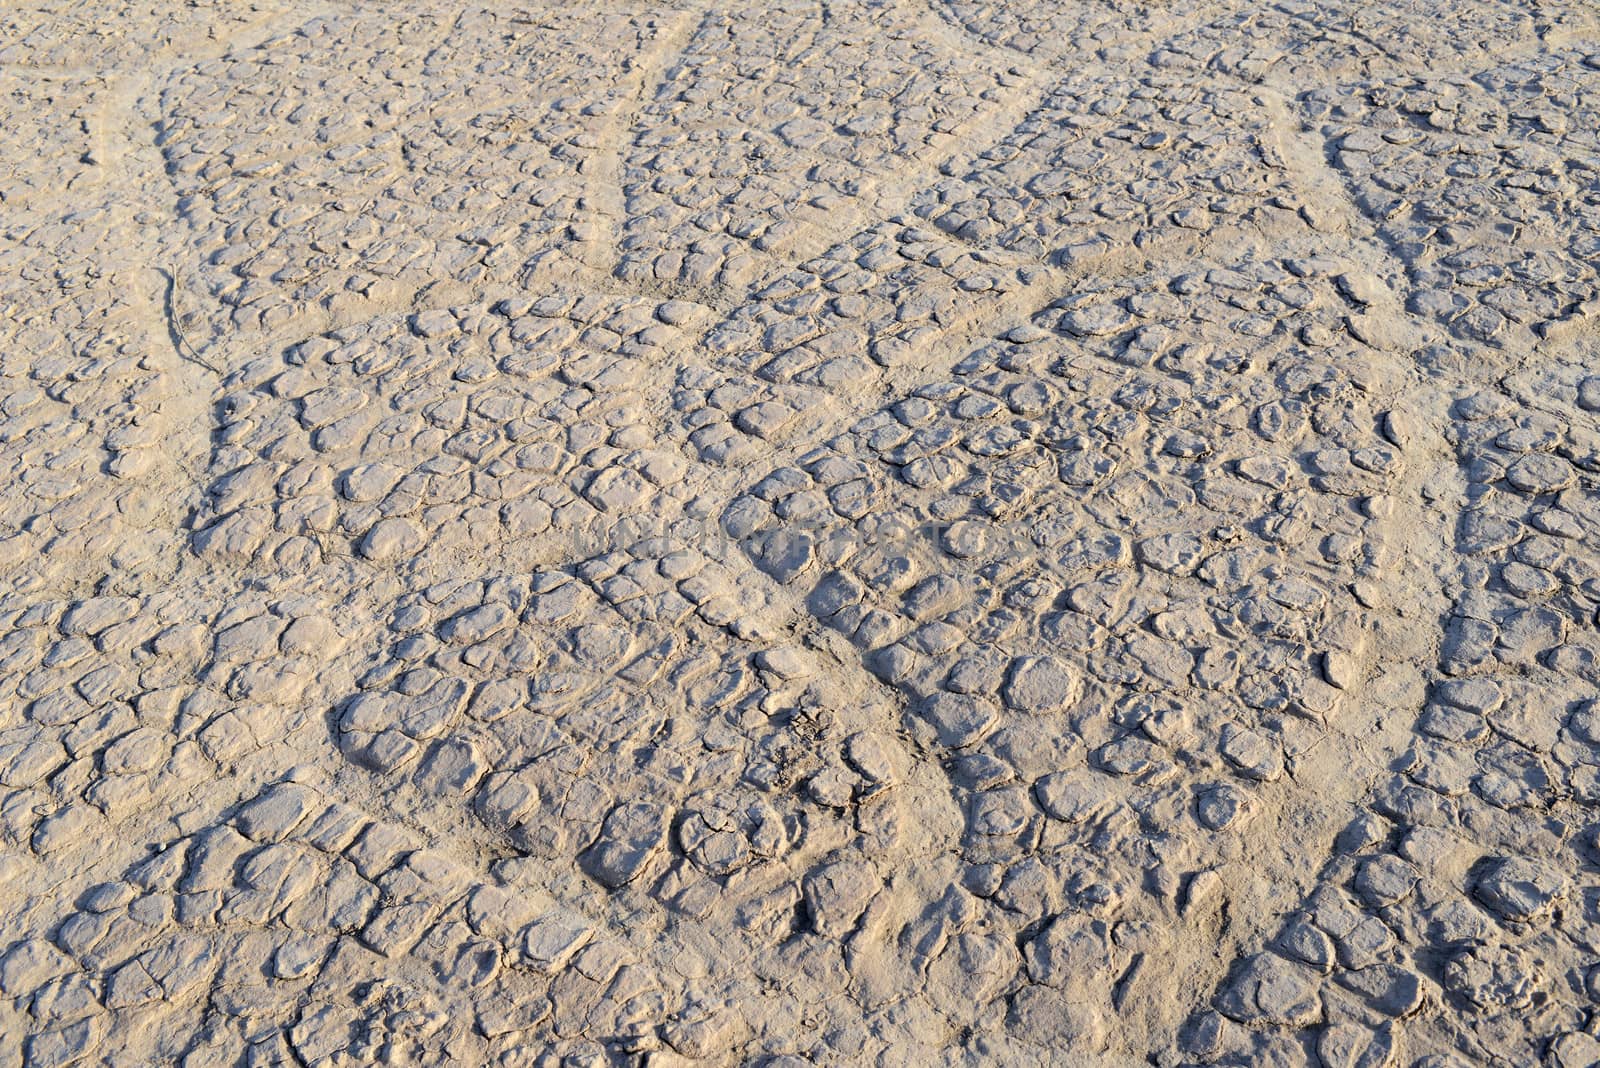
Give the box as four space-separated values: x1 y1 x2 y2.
2 1 1600 1065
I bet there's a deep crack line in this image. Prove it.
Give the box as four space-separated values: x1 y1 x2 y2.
156 264 223 376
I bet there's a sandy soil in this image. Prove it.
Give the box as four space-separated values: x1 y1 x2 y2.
2 2 1600 1065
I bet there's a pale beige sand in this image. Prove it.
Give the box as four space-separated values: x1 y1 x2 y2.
2 2 1600 1065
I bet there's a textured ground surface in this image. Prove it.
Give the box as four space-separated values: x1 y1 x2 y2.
3 2 1600 1065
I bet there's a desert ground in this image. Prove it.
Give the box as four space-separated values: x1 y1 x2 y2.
1 1 1599 1065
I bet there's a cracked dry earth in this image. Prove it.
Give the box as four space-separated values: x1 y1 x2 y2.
5 4 1600 1068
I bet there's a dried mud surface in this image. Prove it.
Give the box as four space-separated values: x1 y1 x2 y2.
2 3 1600 1066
